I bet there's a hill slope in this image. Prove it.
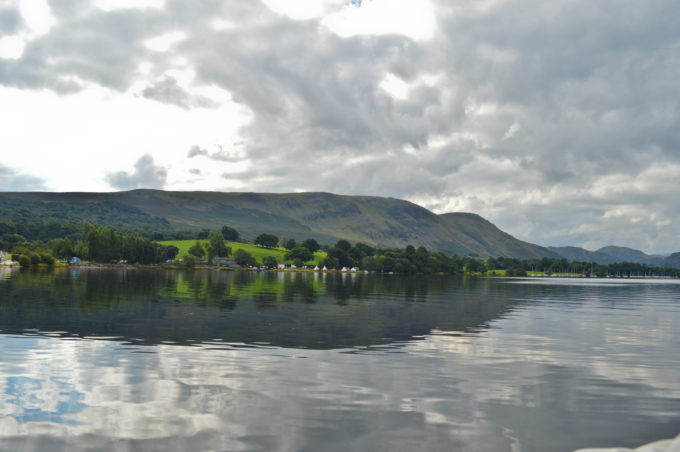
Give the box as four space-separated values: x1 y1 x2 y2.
0 190 559 259
439 213 560 259
550 245 670 266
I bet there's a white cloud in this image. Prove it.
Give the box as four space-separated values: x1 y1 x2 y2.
322 0 436 41
94 0 164 13
144 31 187 53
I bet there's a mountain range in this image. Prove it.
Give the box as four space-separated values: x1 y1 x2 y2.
1 190 677 267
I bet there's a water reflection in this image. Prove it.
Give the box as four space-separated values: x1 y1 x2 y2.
0 269 521 348
1 271 679 451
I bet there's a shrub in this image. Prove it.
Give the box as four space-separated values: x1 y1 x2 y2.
19 255 31 267
234 249 256 267
262 256 278 269
28 252 41 265
178 254 195 269
39 253 55 265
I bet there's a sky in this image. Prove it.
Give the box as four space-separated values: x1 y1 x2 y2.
0 0 678 254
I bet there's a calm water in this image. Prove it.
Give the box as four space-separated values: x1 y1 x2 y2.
0 269 679 452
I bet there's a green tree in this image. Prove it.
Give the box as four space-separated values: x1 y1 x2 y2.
221 225 239 241
51 237 74 259
166 245 180 260
285 246 313 263
39 253 55 265
334 239 351 252
353 242 375 257
188 241 206 259
19 255 31 267
262 256 278 268
254 233 279 248
301 238 320 253
207 231 230 260
327 247 352 268
280 237 297 250
197 228 210 239
234 249 256 267
178 254 195 269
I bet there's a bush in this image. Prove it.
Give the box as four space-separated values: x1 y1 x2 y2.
234 249 256 267
178 254 195 269
285 246 313 263
506 267 527 277
19 255 31 267
221 225 239 241
28 252 41 265
188 241 206 259
254 233 279 248
39 253 55 265
262 256 278 269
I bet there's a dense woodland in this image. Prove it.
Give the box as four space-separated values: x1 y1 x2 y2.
1 219 679 277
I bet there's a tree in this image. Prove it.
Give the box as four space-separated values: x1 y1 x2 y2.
188 241 206 259
234 249 256 267
327 247 352 268
354 242 375 257
178 253 195 269
334 239 351 252
207 231 230 260
262 256 278 268
280 237 297 250
221 225 239 241
166 245 180 260
19 255 31 267
51 237 74 259
254 233 279 248
301 238 320 253
197 228 210 239
285 246 313 263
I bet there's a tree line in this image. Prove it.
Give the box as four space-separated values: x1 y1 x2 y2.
3 221 679 277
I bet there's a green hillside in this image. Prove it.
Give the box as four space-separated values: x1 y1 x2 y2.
0 190 560 258
438 213 560 259
161 240 326 265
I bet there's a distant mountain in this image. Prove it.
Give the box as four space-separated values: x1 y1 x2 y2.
596 246 664 266
550 245 676 267
661 252 680 268
548 246 619 264
0 190 558 259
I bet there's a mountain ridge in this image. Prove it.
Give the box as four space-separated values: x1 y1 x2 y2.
1 189 676 265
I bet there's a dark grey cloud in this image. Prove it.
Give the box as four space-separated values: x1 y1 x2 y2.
106 154 167 190
0 164 46 191
0 4 23 36
3 0 680 252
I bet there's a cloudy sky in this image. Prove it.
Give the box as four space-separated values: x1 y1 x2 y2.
0 0 678 253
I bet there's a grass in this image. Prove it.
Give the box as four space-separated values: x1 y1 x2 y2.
159 240 326 265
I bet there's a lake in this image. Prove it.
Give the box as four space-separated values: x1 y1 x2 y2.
0 268 679 451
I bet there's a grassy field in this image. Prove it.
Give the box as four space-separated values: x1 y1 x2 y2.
159 240 326 265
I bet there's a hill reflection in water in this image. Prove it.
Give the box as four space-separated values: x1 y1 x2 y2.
0 269 522 348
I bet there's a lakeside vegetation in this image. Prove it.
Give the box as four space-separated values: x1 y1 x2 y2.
2 220 679 278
